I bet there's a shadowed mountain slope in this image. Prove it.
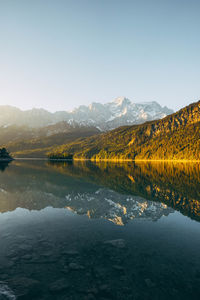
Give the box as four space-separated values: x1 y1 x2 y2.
1 122 100 158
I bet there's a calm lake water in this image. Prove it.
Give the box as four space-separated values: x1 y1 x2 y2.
0 160 199 300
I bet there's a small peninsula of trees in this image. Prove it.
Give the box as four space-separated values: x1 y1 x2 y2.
0 147 13 160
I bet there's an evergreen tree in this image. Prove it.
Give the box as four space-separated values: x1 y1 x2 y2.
0 148 12 159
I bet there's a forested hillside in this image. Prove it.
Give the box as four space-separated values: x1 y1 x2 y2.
48 100 200 161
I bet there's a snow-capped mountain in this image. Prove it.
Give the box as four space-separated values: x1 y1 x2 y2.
0 97 173 130
70 97 173 130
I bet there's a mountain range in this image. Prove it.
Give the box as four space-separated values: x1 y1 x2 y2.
48 100 200 161
1 98 199 161
0 97 173 130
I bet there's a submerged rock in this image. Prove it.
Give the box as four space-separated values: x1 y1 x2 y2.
0 282 16 300
144 278 156 288
69 262 84 270
8 277 40 298
49 278 69 293
62 250 79 256
104 239 126 249
112 265 124 271
84 293 96 300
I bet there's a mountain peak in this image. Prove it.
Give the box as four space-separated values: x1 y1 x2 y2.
113 97 131 106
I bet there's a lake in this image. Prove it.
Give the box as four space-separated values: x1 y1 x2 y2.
0 160 199 300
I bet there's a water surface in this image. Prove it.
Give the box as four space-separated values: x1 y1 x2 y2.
0 160 199 300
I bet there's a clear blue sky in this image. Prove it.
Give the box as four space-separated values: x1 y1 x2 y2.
0 0 199 112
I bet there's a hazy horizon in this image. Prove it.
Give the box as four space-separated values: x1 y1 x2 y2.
0 94 199 113
0 95 178 113
1 0 200 112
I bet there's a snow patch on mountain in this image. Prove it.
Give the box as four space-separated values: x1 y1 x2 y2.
0 97 173 130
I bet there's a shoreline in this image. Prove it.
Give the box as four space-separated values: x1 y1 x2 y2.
12 157 200 163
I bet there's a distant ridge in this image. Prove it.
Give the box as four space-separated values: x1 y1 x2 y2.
48 100 200 161
0 97 173 130
3 122 100 158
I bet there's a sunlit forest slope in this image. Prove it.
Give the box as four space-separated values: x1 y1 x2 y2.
48 100 200 161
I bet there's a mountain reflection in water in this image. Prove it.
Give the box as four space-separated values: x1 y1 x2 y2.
0 160 199 300
0 160 199 223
